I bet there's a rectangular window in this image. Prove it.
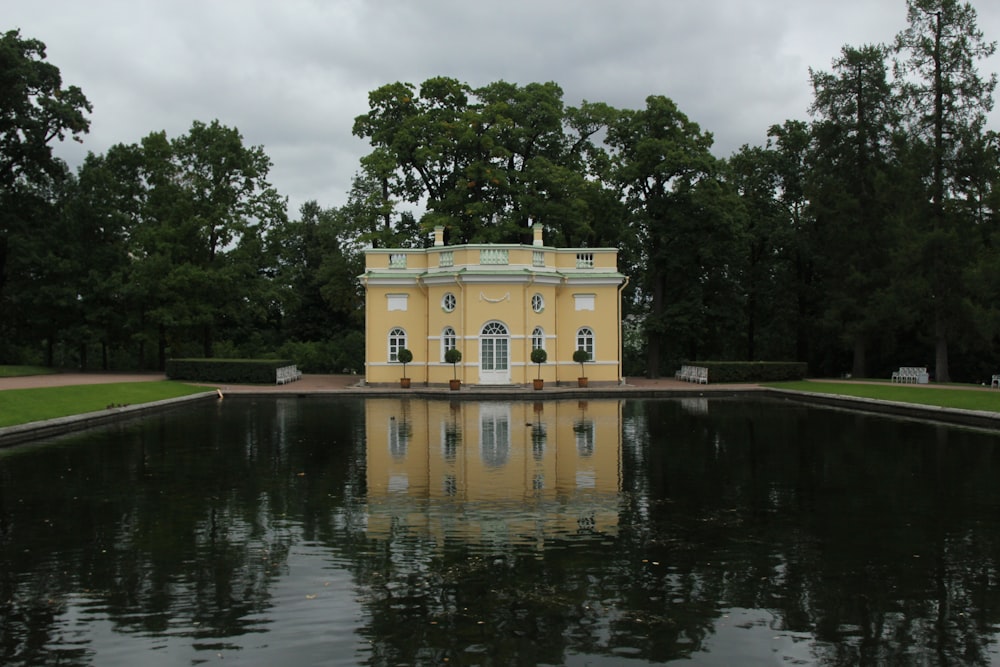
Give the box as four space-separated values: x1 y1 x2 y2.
389 253 407 268
439 251 454 267
576 252 594 269
532 250 544 267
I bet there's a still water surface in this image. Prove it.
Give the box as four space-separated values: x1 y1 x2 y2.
2 396 1000 666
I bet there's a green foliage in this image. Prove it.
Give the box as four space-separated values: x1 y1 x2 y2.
687 361 808 383
396 348 413 377
444 347 462 378
0 30 92 360
530 347 547 380
0 365 57 377
165 358 293 384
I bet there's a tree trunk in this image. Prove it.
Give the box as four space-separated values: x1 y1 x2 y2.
746 289 757 361
203 325 213 358
646 272 665 378
935 314 950 383
851 336 867 378
158 324 167 372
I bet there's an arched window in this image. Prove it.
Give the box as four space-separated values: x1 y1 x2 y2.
441 326 457 361
531 326 545 350
388 327 407 362
576 327 594 357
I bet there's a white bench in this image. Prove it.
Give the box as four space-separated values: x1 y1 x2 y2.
276 365 302 384
674 365 708 384
891 366 928 384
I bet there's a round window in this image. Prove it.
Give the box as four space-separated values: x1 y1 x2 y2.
442 292 457 312
531 293 544 313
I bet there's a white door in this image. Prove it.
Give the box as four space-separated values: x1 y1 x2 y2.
479 321 510 384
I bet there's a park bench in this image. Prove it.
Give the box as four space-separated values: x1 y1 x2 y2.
674 365 708 384
276 364 302 385
891 366 928 384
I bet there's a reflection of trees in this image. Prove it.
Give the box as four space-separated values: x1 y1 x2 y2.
4 397 1000 665
621 398 1000 665
0 397 367 667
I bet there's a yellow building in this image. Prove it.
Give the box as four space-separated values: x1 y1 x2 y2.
359 224 628 386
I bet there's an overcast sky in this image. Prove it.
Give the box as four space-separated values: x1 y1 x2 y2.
8 0 1000 217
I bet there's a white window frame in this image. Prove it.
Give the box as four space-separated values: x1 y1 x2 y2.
388 327 407 362
531 326 545 351
576 327 594 357
441 326 457 361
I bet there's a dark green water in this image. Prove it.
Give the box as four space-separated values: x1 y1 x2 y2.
2 396 1000 666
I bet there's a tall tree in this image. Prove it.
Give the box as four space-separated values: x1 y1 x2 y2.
809 44 900 377
764 120 819 369
353 78 618 246
894 0 997 381
0 29 91 358
120 121 286 368
607 95 739 376
725 144 796 362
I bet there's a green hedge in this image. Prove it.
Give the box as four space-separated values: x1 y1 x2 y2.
165 358 294 384
681 361 807 383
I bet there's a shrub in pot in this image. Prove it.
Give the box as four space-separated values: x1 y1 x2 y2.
445 347 462 390
573 348 591 387
397 348 413 388
530 347 547 390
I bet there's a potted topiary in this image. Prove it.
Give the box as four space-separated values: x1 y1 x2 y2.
530 347 547 390
445 347 462 390
396 348 413 388
573 348 591 387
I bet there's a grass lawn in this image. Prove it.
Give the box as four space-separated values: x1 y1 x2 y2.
0 382 211 428
0 365 59 378
768 381 1000 413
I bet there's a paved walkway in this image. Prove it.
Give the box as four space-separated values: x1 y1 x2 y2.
0 372 754 394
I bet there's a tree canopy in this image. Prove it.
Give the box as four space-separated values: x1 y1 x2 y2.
3 4 1000 382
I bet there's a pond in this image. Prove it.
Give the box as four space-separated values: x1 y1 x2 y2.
2 395 1000 666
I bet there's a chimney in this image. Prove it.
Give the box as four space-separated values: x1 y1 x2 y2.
532 223 543 247
433 225 444 247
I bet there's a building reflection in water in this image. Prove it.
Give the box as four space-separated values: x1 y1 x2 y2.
364 399 622 549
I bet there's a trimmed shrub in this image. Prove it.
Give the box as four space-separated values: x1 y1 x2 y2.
677 361 808 383
166 358 294 384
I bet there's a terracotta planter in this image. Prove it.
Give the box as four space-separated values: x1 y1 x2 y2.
449 379 461 391
578 377 589 388
400 378 411 388
533 378 544 390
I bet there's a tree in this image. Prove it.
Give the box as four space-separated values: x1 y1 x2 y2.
273 200 364 341
894 0 997 382
353 78 620 247
725 144 796 362
0 29 91 358
809 44 900 376
118 121 286 368
607 95 739 376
